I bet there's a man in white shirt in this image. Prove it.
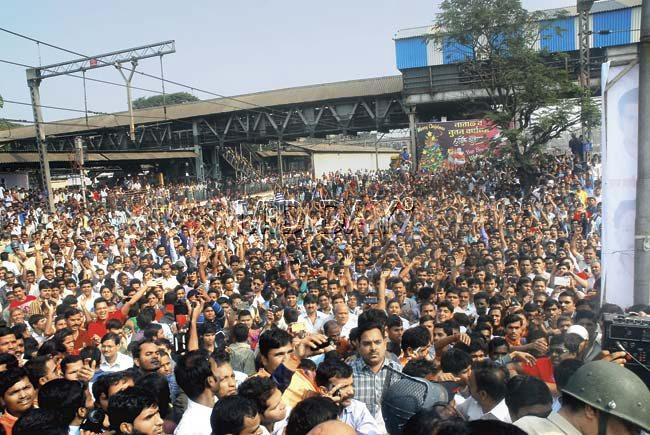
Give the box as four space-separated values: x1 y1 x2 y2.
78 279 98 313
100 333 133 372
238 376 288 435
1 253 20 276
457 360 511 423
159 263 180 292
174 350 237 435
333 303 357 339
315 357 379 435
298 294 330 334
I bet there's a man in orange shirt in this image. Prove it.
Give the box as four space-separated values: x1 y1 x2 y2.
0 367 35 435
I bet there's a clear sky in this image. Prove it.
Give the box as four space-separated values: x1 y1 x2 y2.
1 0 576 122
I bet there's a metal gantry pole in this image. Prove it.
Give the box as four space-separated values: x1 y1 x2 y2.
115 59 138 142
159 54 167 119
577 0 595 138
634 0 650 305
577 1 593 88
23 41 175 213
74 136 87 209
26 70 55 212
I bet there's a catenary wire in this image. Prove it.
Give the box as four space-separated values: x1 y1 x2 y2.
0 27 348 130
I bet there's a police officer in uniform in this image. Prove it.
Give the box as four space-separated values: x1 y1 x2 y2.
515 360 650 435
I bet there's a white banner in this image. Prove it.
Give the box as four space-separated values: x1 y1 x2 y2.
602 62 639 308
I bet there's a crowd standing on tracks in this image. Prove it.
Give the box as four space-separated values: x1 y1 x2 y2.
0 150 649 435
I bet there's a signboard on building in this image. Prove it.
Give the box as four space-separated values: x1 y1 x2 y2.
416 119 500 171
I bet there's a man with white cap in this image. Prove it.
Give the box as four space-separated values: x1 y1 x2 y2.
564 325 590 360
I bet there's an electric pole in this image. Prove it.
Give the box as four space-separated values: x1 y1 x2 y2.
74 136 87 209
634 0 650 305
26 69 54 213
577 0 595 138
115 59 139 142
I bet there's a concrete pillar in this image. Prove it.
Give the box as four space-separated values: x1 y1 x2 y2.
192 120 205 183
210 145 221 180
408 106 417 173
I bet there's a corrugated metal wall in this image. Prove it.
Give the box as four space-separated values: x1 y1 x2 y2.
427 39 444 66
395 37 428 69
539 17 576 52
593 8 632 47
394 5 640 70
442 38 474 64
631 6 641 43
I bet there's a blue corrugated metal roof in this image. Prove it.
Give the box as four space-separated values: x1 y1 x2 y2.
442 38 474 64
540 17 576 52
393 0 640 68
395 37 428 69
593 8 632 47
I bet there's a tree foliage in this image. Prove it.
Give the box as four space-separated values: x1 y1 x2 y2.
433 0 600 183
132 92 199 109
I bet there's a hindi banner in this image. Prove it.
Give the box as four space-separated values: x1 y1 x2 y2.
416 119 501 172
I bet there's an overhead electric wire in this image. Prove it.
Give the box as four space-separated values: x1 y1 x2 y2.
0 24 640 133
0 60 310 134
0 58 295 121
0 27 346 131
0 57 345 133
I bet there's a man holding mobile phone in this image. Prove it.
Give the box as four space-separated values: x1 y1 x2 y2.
315 357 378 435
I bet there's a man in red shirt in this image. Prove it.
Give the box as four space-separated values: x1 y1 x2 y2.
64 308 91 355
86 298 127 343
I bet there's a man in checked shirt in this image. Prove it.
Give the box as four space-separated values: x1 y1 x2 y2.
351 319 402 434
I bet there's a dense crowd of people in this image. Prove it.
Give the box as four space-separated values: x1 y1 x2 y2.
0 150 649 435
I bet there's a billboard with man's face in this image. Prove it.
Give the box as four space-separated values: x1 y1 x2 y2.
602 62 639 308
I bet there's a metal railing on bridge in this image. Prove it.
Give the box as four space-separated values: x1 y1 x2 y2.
402 51 606 96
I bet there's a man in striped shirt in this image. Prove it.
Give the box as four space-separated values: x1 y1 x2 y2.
351 321 402 433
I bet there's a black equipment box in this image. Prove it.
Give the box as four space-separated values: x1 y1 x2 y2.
602 313 650 387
